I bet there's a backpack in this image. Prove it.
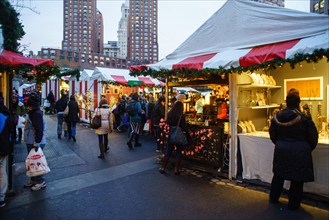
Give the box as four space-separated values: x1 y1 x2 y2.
0 112 14 156
126 102 136 116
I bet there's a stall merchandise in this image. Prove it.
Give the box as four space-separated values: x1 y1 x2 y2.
129 0 329 198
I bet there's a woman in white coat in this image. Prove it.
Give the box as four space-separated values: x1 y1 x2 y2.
93 98 113 159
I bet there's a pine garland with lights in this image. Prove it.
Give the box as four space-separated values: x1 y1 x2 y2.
0 64 81 83
130 49 329 78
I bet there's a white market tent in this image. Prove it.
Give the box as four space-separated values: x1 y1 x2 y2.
18 83 36 97
92 67 164 87
174 87 200 93
131 0 328 72
130 0 329 188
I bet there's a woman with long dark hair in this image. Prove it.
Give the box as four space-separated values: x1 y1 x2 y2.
159 100 188 175
66 95 80 142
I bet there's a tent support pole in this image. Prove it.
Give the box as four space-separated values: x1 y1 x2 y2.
165 77 169 119
229 73 238 180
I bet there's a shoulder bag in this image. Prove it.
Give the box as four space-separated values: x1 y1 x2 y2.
91 108 102 129
169 114 188 145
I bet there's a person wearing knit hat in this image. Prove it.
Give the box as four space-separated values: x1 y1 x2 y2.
24 93 47 191
175 94 186 103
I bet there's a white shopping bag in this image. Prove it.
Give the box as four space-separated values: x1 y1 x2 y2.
143 120 150 131
25 147 51 177
17 116 25 128
43 99 50 108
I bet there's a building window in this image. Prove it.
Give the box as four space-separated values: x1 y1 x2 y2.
314 3 319 11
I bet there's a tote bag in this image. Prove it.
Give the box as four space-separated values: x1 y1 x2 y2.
169 115 188 145
26 147 51 177
91 108 102 129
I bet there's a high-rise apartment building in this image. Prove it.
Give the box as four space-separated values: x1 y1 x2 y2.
117 0 129 59
96 9 104 54
62 0 103 54
127 0 159 63
310 0 329 14
252 0 284 7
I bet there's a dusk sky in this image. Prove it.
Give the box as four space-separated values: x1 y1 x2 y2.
15 0 309 60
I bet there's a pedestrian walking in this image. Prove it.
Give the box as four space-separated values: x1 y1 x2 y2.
12 93 25 144
126 92 142 149
139 94 148 135
46 90 55 114
116 95 127 132
93 99 113 159
23 92 47 191
159 98 188 175
66 95 80 142
0 92 15 208
151 96 165 152
269 89 318 210
55 92 68 139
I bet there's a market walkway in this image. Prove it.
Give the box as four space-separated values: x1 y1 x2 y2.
0 114 328 220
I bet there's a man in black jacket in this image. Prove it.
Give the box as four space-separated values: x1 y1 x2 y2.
0 92 15 207
55 92 68 139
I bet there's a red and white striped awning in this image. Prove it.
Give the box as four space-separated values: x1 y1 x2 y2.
91 67 164 87
130 0 329 73
132 32 328 72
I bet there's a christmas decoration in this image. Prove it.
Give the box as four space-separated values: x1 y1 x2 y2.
130 49 329 78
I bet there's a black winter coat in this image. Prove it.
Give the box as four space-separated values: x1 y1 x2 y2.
67 99 80 122
269 108 318 182
55 97 68 112
151 102 165 126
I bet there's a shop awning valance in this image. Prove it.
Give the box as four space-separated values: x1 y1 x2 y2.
130 0 329 76
91 67 164 87
0 49 54 66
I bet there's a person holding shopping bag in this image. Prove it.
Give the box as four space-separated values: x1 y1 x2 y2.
23 92 47 191
92 98 113 159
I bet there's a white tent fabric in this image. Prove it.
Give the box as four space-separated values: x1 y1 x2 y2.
140 0 328 71
174 87 200 93
73 69 94 81
91 67 164 86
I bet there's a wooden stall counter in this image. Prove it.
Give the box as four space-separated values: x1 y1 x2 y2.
238 133 329 197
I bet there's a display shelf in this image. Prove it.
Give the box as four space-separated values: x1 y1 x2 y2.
238 104 280 109
238 84 281 89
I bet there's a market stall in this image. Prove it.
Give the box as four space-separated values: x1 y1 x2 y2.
130 0 329 196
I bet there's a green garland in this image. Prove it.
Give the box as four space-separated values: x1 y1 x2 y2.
100 80 163 88
130 49 329 78
0 64 80 84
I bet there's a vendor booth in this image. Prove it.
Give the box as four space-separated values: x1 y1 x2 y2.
61 67 165 123
130 0 329 197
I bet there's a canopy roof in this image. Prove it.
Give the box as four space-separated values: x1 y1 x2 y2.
0 49 54 66
91 67 165 87
130 0 329 76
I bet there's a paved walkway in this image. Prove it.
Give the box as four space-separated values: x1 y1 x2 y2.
0 114 328 219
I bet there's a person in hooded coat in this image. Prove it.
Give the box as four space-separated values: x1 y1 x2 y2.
66 95 80 142
269 89 318 210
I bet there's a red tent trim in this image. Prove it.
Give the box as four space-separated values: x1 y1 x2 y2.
111 75 128 85
239 39 300 67
138 77 155 86
172 53 217 70
0 49 54 66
